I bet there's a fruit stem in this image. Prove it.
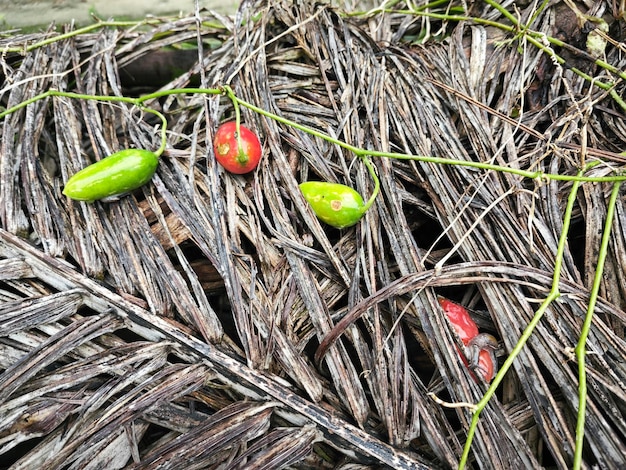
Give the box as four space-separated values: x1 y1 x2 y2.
222 85 246 161
360 156 380 213
142 107 168 158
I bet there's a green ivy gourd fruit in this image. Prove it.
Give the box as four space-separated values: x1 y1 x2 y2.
299 181 366 229
63 148 159 202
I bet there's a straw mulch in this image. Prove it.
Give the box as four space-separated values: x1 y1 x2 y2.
1 1 626 468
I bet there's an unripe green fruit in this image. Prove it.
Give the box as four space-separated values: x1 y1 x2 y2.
63 149 159 202
299 181 366 229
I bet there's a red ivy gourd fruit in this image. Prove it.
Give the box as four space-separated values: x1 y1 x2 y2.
467 333 498 383
438 297 498 382
299 181 366 229
63 148 159 202
213 121 262 174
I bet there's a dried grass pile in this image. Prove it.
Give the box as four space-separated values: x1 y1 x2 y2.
2 0 626 468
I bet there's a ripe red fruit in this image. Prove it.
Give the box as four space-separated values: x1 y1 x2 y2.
438 297 497 382
213 121 262 174
438 297 479 344
468 334 498 382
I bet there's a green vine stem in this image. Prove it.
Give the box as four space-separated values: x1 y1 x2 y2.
457 164 588 469
2 86 625 183
0 17 225 55
573 180 621 469
142 107 168 158
1 20 153 54
224 92 626 183
0 90 169 157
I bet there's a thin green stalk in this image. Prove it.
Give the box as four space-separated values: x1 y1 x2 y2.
229 93 626 182
0 89 137 120
483 0 519 26
458 168 586 469
222 85 246 161
490 0 626 83
3 86 626 185
347 0 463 17
135 87 223 105
142 107 168 158
360 156 380 212
376 8 511 31
525 0 552 29
0 89 185 157
3 20 153 54
523 34 621 87
573 181 621 469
